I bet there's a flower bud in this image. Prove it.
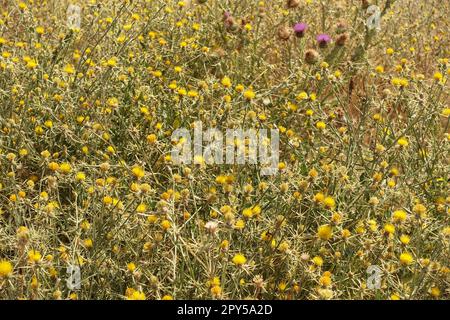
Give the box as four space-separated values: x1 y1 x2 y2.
336 33 349 46
278 26 292 40
305 49 320 64
287 0 301 8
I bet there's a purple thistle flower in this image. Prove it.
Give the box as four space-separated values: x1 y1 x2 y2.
293 23 308 37
316 34 332 47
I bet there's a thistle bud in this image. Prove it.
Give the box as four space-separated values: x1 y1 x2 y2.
336 20 348 34
287 0 301 8
336 33 349 46
223 11 238 32
361 0 370 9
305 49 320 64
278 26 292 41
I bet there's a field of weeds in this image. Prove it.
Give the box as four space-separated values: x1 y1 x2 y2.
0 0 449 300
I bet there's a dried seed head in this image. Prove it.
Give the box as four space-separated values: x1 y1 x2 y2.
205 221 219 234
336 33 349 46
278 26 292 41
305 49 320 64
253 275 266 289
287 0 301 8
301 253 310 261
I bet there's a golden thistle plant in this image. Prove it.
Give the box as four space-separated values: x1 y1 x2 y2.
0 0 449 300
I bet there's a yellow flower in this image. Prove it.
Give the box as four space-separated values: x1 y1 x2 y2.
211 285 222 296
399 252 414 266
234 219 245 230
243 89 256 100
242 207 253 219
83 238 93 249
41 150 51 159
219 240 229 251
296 91 308 101
188 90 198 98
316 121 326 130
397 137 409 147
319 273 332 287
31 276 39 289
75 172 86 182
252 205 261 216
174 66 182 73
232 254 247 266
59 162 72 174
341 229 351 238
391 293 401 300
136 203 147 213
323 196 336 209
314 192 325 203
18 2 28 10
127 262 136 272
384 223 396 235
400 234 410 245
146 134 157 144
207 277 221 288
17 226 29 239
221 76 232 88
433 72 443 82
103 196 113 205
442 226 450 237
317 224 333 241
28 250 42 263
0 260 13 278
430 287 441 298
413 203 427 217
442 108 450 117
161 220 171 230
26 59 38 69
64 64 75 74
312 256 323 267
131 166 145 179
35 125 44 135
375 65 384 73
392 210 407 223
127 290 146 300
147 215 158 224
391 77 408 87
106 57 118 67
107 97 119 108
